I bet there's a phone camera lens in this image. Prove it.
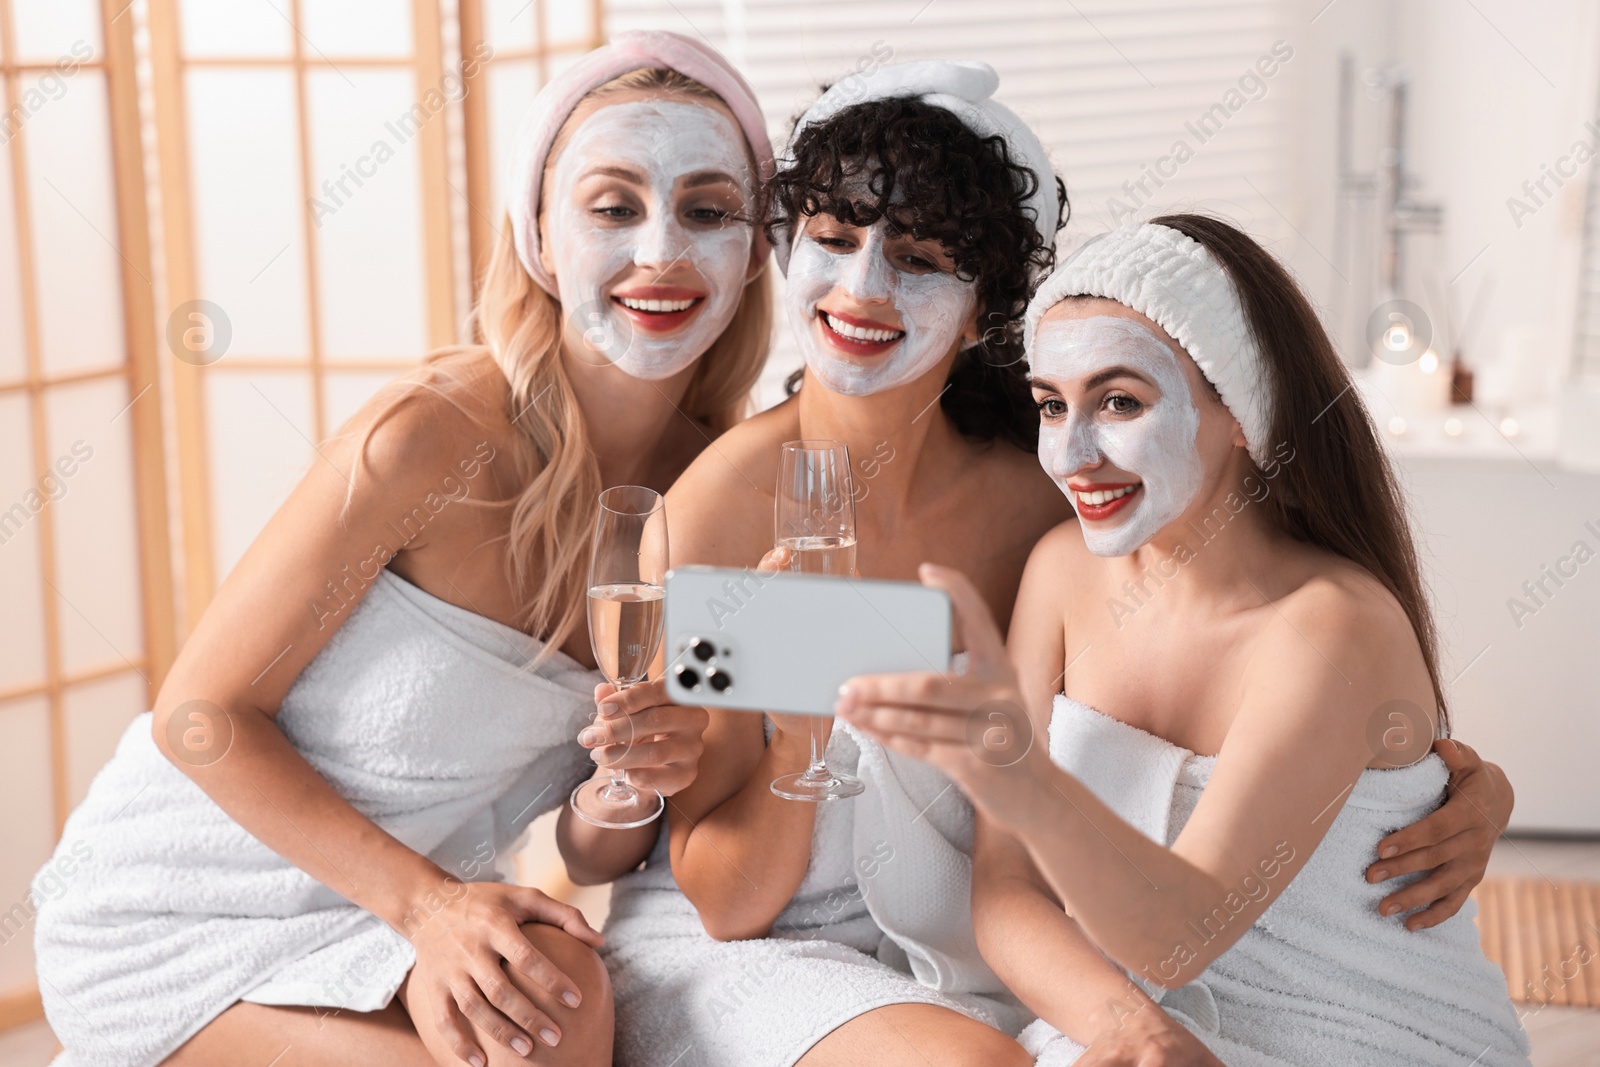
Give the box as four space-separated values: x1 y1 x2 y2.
675 665 701 690
707 668 731 692
690 638 715 662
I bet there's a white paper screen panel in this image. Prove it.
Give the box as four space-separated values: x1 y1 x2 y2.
306 67 430 359
24 67 125 377
300 0 415 59
44 378 142 678
185 67 310 361
205 370 316 581
179 0 294 58
8 0 99 62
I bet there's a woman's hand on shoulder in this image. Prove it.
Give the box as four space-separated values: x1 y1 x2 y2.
579 680 709 798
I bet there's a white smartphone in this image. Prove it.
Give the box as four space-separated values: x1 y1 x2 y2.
662 565 952 716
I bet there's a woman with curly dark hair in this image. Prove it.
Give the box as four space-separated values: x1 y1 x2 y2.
594 60 1070 1066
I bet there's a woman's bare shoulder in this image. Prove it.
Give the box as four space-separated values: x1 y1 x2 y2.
330 348 518 503
665 399 799 566
1277 551 1416 647
669 398 798 503
1247 550 1439 742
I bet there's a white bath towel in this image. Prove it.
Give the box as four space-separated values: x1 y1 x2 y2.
1019 695 1530 1066
33 570 600 1067
602 721 1027 1067
843 720 1012 996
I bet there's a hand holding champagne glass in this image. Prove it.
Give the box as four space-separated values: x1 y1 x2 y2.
770 440 865 801
571 485 668 828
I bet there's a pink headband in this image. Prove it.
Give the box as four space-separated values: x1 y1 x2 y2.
506 30 775 295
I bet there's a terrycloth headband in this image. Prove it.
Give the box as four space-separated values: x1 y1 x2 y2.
774 59 1058 273
506 30 775 294
1024 222 1275 467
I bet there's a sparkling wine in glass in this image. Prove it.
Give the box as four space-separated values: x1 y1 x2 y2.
570 485 668 828
770 440 866 801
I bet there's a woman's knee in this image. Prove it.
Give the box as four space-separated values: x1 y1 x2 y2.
478 922 612 1067
402 925 613 1067
516 922 612 1009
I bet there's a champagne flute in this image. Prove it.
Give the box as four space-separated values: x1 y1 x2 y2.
570 485 668 828
770 440 865 801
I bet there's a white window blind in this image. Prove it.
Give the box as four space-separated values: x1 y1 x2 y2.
603 0 1295 406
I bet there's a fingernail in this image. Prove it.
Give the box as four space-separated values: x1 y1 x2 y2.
1380 845 1398 859
469 1054 485 1067
562 991 581 1008
579 728 602 746
599 702 623 719
1372 868 1389 881
540 1027 561 1046
1382 903 1397 916
512 1036 532 1055
837 683 854 700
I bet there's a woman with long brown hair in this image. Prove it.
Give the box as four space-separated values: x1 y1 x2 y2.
32 31 771 1067
838 215 1530 1065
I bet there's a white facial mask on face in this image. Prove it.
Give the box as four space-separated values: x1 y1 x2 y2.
784 220 977 396
545 100 754 380
1032 315 1205 557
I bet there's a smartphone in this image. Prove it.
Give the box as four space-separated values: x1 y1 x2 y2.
662 565 952 716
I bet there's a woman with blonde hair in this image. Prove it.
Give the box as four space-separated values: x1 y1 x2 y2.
33 31 771 1067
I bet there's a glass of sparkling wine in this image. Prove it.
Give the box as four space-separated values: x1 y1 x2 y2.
571 485 668 829
770 440 865 801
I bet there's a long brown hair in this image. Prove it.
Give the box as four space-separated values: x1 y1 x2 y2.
354 68 771 659
1151 213 1448 729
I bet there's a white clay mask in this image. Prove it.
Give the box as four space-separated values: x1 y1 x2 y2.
1032 315 1205 556
784 220 977 396
545 100 754 380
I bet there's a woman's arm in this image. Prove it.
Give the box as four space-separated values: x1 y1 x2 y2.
976 818 1222 1058
967 528 1223 1063
842 564 1432 990
971 527 1150 1040
1366 739 1512 929
555 679 710 885
643 436 830 940
153 387 598 1065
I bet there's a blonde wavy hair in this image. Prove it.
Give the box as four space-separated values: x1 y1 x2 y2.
356 68 771 659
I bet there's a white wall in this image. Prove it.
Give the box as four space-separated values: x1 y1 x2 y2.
1279 0 1600 830
1281 0 1600 391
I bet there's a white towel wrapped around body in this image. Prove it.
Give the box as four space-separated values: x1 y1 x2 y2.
601 716 1029 1067
1020 695 1530 1066
33 570 599 1067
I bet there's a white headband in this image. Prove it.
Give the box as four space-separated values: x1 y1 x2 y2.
774 59 1058 273
1024 222 1275 467
504 30 774 295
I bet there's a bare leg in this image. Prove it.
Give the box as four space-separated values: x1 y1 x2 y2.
401 923 613 1067
161 999 434 1067
798 1003 1030 1067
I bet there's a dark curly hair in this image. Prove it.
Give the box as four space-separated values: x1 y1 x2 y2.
769 94 1067 450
